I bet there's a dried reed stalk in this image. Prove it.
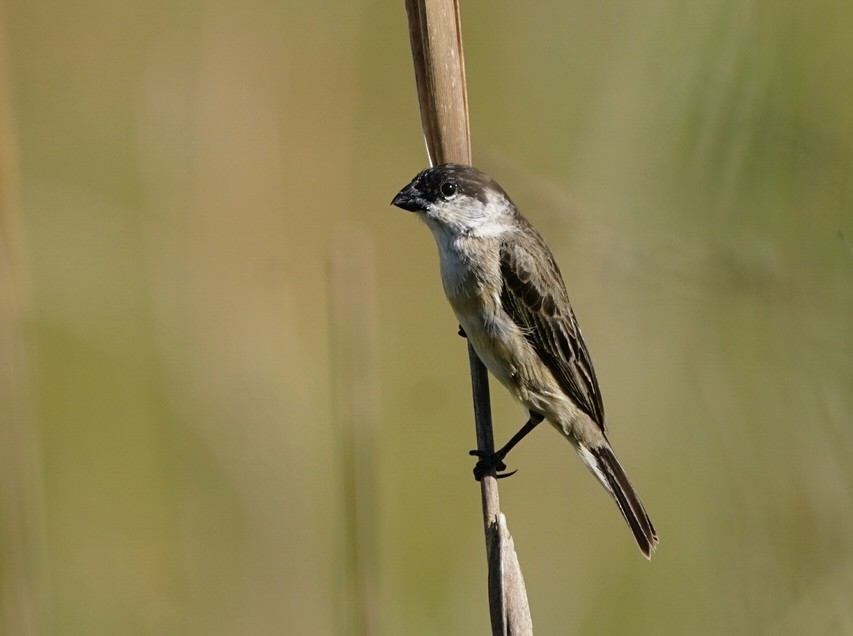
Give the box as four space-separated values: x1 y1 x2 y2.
402 2 533 633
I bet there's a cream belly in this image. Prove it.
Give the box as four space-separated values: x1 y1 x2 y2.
452 303 587 441
434 230 590 441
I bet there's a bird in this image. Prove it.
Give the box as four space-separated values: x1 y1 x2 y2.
391 163 658 558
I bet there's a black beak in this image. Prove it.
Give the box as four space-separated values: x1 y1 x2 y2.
391 181 428 212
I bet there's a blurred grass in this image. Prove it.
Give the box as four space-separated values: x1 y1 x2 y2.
2 0 852 634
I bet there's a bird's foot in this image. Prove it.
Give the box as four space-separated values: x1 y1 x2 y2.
469 449 518 481
457 325 467 338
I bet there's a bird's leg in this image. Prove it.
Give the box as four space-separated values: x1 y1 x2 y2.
470 411 545 481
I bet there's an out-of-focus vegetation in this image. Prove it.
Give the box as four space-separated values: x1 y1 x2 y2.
1 0 852 634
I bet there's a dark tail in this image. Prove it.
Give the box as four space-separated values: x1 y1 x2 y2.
580 443 658 559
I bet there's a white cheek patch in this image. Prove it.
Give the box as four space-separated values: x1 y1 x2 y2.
474 191 515 237
435 194 512 238
431 193 513 238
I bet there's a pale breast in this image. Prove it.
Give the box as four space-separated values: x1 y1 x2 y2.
448 274 580 429
433 233 570 415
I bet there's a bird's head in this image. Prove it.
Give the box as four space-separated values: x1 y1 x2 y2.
391 164 515 238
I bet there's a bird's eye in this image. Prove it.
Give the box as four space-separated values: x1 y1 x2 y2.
439 181 457 198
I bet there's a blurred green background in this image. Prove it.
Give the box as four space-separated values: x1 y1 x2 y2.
2 0 852 634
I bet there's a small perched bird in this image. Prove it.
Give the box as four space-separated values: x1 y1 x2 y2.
391 164 658 558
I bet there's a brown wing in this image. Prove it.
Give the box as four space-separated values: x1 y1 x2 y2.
499 230 606 432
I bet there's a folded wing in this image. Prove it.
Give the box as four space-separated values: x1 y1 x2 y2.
499 228 606 432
